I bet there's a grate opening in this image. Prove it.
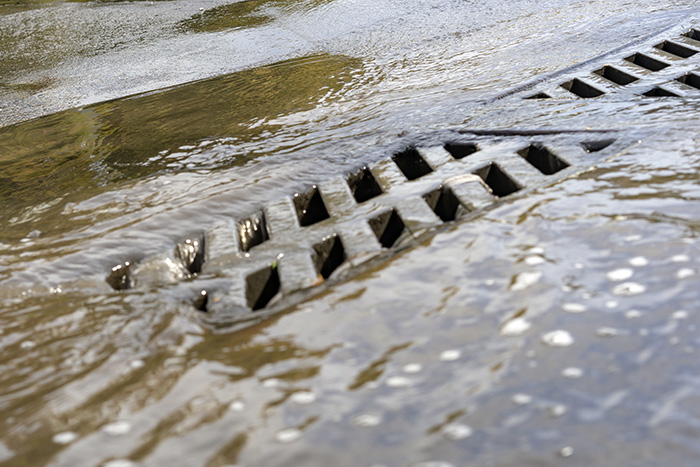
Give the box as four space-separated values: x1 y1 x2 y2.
560 78 604 98
643 87 680 97
444 142 479 160
246 265 280 310
369 209 406 248
624 53 669 72
294 185 330 227
312 234 346 279
524 92 551 99
581 139 615 153
347 166 382 203
593 65 638 85
683 28 700 42
676 72 700 90
392 147 433 180
238 211 269 252
193 290 208 312
423 185 465 222
106 262 133 291
474 163 521 197
518 144 569 175
175 235 206 274
655 40 698 59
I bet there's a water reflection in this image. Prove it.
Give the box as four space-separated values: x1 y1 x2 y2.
0 54 360 240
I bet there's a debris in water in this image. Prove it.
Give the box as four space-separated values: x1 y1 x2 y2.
596 327 619 337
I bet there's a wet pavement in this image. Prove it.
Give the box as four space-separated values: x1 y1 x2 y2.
1 1 700 466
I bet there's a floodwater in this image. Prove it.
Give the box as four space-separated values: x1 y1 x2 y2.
1 0 700 465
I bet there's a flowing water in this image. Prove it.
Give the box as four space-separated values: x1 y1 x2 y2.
2 0 700 465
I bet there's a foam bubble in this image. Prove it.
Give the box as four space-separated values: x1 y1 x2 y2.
512 393 533 405
290 392 316 405
671 254 690 263
607 268 633 281
402 363 423 374
101 421 131 436
525 256 545 266
596 327 619 337
563 303 587 313
629 256 648 267
500 317 532 337
510 271 543 291
672 310 689 320
52 431 78 445
442 423 473 440
562 367 583 378
612 282 646 296
560 446 574 458
276 428 302 443
677 268 695 279
353 414 382 427
440 350 461 361
229 401 245 412
104 461 136 467
625 310 642 319
386 376 411 388
542 330 574 347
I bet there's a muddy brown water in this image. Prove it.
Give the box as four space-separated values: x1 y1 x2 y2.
2 1 700 466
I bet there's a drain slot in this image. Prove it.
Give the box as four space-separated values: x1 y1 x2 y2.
624 53 669 71
643 87 680 97
474 163 520 197
581 139 615 153
312 234 346 279
175 235 206 274
524 92 551 99
347 166 382 203
238 211 269 252
246 265 280 310
676 72 700 90
593 65 638 85
106 262 133 291
193 290 208 312
423 186 464 222
444 142 479 159
518 144 569 175
560 78 604 98
392 147 433 180
369 209 406 248
655 40 698 58
294 186 330 227
684 28 700 42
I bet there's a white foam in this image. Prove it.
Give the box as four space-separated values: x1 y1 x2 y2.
101 421 131 436
606 268 633 281
440 350 461 361
562 367 584 378
612 282 646 296
625 310 642 319
510 271 543 291
500 317 532 337
229 401 245 412
596 327 619 337
677 268 695 279
386 376 411 388
353 414 382 427
629 256 648 267
442 423 473 440
542 330 574 347
525 256 545 266
402 363 423 374
671 254 690 263
276 428 302 443
512 393 533 405
290 392 316 404
563 303 587 314
52 432 78 445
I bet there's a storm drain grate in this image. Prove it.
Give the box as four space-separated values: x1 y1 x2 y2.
106 131 629 328
516 24 700 101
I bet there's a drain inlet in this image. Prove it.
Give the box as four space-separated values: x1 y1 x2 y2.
312 234 346 279
624 53 670 71
423 185 465 222
246 265 280 310
294 185 330 227
175 235 206 274
369 209 406 248
560 78 605 98
517 144 569 175
473 163 521 197
392 147 433 180
676 72 700 90
444 142 479 159
655 40 698 58
593 65 638 86
347 166 382 203
238 211 269 252
642 86 680 97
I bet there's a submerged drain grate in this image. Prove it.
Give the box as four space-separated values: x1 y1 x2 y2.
107 129 631 330
517 24 700 100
